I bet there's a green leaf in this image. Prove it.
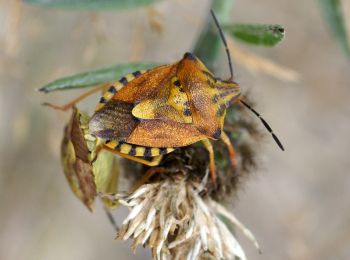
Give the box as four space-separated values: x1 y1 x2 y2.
24 0 161 10
223 23 285 47
39 63 157 93
319 0 350 56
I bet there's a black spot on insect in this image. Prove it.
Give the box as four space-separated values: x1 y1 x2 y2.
184 108 192 116
119 77 128 86
114 142 122 151
213 128 222 139
132 71 142 77
144 147 152 158
212 94 219 103
99 97 107 103
216 104 226 116
128 145 136 156
105 140 111 144
174 80 181 87
108 86 117 94
159 148 167 155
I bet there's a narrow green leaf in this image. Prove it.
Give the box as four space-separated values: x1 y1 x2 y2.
223 23 285 47
319 0 350 56
39 63 157 93
24 0 161 10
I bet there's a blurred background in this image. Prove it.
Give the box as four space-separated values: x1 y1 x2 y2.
1 0 350 259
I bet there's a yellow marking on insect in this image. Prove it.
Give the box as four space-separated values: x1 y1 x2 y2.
132 76 193 124
103 92 113 100
151 148 160 156
125 73 135 82
104 139 174 158
167 77 192 123
94 83 122 111
135 146 146 156
166 148 175 153
95 103 105 111
119 143 131 154
104 140 118 148
95 70 148 112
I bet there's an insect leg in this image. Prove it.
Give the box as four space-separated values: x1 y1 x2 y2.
42 82 111 111
202 139 217 183
220 131 237 169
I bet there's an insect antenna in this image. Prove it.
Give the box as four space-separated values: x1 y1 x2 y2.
240 99 285 151
210 9 234 81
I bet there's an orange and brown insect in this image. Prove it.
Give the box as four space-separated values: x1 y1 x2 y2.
87 51 242 182
45 11 284 183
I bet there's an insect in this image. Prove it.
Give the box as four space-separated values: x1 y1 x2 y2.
45 10 284 183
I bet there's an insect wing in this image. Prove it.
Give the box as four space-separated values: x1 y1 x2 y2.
126 119 206 147
112 64 177 103
89 99 139 140
90 64 180 140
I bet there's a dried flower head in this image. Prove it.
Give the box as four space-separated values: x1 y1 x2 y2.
102 170 259 260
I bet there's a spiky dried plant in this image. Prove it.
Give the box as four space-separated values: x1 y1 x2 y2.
103 169 259 260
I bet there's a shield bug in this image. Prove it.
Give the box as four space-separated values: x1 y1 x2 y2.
45 10 284 183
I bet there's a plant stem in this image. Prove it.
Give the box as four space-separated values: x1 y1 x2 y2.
192 0 234 70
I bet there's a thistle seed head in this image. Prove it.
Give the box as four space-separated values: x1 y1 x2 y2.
103 170 259 260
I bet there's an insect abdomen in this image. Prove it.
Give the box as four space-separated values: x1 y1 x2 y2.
105 140 175 157
95 70 147 111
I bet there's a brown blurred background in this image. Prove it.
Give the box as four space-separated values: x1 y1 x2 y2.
1 0 350 259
